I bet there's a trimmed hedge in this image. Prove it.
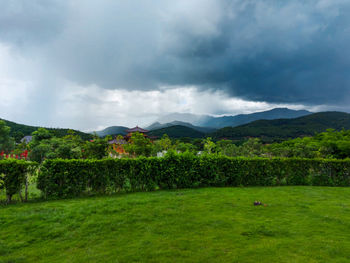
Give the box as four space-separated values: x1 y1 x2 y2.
0 160 37 202
37 155 350 198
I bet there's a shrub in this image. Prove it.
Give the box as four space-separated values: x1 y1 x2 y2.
36 156 350 199
0 160 37 202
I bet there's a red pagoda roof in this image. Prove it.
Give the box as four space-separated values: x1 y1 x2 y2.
125 126 149 133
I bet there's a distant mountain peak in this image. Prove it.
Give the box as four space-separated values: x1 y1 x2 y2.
94 126 129 137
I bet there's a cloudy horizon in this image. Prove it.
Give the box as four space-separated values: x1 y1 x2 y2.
1 0 350 132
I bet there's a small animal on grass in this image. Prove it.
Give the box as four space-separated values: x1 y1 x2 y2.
254 201 268 207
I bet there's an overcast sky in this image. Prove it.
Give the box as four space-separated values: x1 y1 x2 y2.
1 0 350 131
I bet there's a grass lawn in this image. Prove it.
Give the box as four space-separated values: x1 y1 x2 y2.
1 187 350 263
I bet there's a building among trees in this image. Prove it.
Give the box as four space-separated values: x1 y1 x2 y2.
108 126 150 155
125 126 149 139
108 137 127 154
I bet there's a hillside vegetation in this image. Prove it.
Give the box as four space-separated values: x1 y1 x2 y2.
1 118 92 141
148 125 205 138
210 112 350 142
146 121 215 133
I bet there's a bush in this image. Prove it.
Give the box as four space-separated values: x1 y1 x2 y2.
0 160 37 202
36 156 350 199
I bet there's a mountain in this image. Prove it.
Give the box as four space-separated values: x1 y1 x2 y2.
157 113 209 125
210 112 350 142
148 125 205 138
146 121 216 133
204 108 312 128
94 126 129 137
146 122 163 130
1 118 93 141
158 108 312 128
95 108 312 138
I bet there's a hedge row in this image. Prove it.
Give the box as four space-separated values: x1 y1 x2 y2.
0 160 37 202
37 155 350 198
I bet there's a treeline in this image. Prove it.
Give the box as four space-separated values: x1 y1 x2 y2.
118 129 350 159
0 120 104 161
207 129 350 159
0 118 92 142
19 128 112 162
2 119 350 162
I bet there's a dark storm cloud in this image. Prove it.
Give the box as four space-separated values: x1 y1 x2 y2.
0 0 68 47
154 0 350 105
1 0 350 106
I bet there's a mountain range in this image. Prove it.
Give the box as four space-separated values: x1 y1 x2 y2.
93 121 211 137
93 108 312 137
157 108 312 128
3 108 350 143
147 111 350 142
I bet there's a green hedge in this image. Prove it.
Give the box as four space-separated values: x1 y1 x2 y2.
37 155 350 198
0 160 37 202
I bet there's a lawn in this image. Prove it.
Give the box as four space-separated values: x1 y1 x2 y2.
1 187 350 262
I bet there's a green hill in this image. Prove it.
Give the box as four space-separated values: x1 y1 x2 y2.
210 112 350 142
148 125 205 138
95 126 129 137
1 118 93 141
146 121 216 133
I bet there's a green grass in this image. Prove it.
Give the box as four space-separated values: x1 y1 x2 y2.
1 187 350 262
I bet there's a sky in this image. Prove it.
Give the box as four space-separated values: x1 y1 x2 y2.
1 0 350 131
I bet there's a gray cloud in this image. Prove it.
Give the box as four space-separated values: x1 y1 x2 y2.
0 0 68 47
1 0 350 114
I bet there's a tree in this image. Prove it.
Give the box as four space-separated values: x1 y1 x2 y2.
158 134 172 150
240 138 263 157
29 143 52 162
29 128 84 162
31 128 53 145
0 120 14 153
192 138 204 151
175 142 196 153
83 136 109 159
203 137 216 154
12 131 24 143
124 132 152 157
264 129 350 159
216 139 240 157
152 134 172 155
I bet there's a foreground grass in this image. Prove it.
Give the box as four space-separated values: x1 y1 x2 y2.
1 187 350 263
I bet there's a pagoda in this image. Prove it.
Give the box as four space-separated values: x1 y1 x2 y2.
107 126 151 156
125 126 149 140
125 126 149 134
